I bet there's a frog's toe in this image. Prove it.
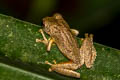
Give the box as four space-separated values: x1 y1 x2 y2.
45 61 52 65
48 68 52 72
39 29 43 33
36 39 48 45
90 34 94 40
53 60 57 64
80 38 84 41
36 39 41 42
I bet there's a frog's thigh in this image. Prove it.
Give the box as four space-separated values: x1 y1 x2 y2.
52 62 80 78
52 61 79 70
46 61 80 78
53 67 80 78
70 29 79 36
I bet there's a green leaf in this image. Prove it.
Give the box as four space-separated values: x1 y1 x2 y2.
0 13 120 80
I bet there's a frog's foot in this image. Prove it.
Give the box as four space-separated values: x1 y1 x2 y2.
36 29 49 45
36 29 55 51
36 38 48 45
45 61 54 72
45 61 80 78
45 60 57 72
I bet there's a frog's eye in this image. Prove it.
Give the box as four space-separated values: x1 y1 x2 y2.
53 13 63 19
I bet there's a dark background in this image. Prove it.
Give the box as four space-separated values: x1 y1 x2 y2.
0 0 120 49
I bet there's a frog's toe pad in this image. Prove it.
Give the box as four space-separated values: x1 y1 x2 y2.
48 68 52 72
53 60 57 64
36 39 41 42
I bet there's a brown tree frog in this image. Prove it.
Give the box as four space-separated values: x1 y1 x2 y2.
36 13 96 78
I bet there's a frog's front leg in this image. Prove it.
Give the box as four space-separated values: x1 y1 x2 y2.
45 61 80 78
36 29 49 45
36 29 54 51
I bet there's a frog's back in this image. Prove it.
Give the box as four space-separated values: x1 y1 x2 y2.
44 14 81 63
53 26 80 63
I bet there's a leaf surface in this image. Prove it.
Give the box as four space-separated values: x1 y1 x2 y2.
0 14 120 80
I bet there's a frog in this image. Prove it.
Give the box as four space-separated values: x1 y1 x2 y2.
36 13 96 78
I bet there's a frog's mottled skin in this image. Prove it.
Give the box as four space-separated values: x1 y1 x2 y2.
36 13 97 78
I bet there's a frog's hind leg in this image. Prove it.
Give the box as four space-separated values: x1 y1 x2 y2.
45 61 80 78
36 29 55 51
81 33 96 68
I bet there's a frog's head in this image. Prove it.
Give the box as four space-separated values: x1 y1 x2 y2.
42 13 63 35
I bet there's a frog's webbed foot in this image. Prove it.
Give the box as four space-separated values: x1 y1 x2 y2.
80 33 96 68
36 29 55 51
45 60 80 78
